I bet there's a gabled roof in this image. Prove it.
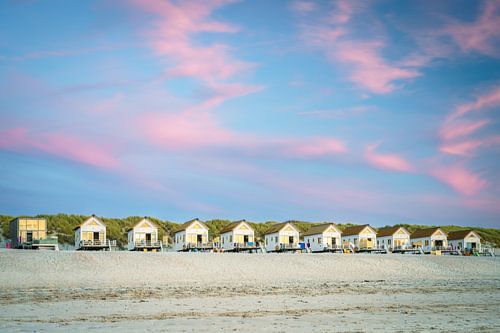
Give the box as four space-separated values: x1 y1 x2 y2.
175 218 208 233
220 220 253 234
377 226 409 237
74 215 105 230
447 230 480 240
303 223 341 237
410 227 446 239
264 222 299 235
127 218 158 232
341 224 375 236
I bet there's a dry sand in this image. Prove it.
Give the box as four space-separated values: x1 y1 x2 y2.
0 250 499 332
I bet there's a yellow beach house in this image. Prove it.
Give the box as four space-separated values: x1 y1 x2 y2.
341 224 377 251
174 218 211 251
219 220 256 252
127 217 162 251
264 222 300 252
376 226 411 251
9 217 58 250
447 230 481 253
303 223 342 252
410 227 448 253
74 215 115 251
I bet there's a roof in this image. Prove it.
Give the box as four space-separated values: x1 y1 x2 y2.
377 226 408 237
447 230 479 240
73 215 105 230
220 220 251 234
410 227 445 239
264 222 298 235
303 223 340 236
127 218 158 232
175 218 208 233
341 224 374 236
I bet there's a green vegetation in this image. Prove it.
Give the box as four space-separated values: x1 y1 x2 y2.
1 214 499 248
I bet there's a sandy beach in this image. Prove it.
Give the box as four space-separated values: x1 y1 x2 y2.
0 250 499 332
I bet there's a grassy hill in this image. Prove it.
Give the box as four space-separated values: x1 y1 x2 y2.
1 214 499 248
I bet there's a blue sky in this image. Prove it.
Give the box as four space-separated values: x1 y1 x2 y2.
1 0 499 227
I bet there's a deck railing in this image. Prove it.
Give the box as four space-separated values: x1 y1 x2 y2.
432 245 452 251
186 242 213 249
234 242 257 249
133 240 162 248
79 239 116 247
32 237 59 245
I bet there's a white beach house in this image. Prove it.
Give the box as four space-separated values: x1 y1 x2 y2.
74 215 113 250
377 226 411 251
341 224 377 250
219 220 256 251
303 223 342 252
127 218 162 251
264 222 300 252
410 227 448 253
448 230 481 253
174 218 211 251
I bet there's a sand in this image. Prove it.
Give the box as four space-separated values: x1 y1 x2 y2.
0 250 499 332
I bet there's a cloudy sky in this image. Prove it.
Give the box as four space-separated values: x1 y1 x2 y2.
1 0 499 227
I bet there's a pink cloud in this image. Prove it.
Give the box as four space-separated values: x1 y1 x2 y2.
141 111 234 150
140 110 348 158
444 0 500 57
290 1 316 14
439 119 489 141
335 41 420 94
430 164 487 196
0 128 119 169
130 0 252 84
364 143 413 172
440 136 500 156
439 85 500 156
452 86 500 119
284 138 347 158
295 2 419 94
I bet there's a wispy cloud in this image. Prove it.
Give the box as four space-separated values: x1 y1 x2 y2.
0 128 119 169
364 143 413 172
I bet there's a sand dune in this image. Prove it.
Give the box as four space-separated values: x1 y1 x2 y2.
0 250 499 332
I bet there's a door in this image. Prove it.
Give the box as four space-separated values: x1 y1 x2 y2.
289 236 294 245
197 234 203 245
435 240 443 248
244 235 249 244
93 232 100 242
146 233 152 244
26 231 33 243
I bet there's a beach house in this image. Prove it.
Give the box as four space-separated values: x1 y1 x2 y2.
127 217 162 251
219 220 257 252
303 223 342 252
377 226 411 251
447 230 481 253
410 227 448 253
341 225 377 251
74 215 114 250
9 217 58 250
174 218 211 251
264 222 300 252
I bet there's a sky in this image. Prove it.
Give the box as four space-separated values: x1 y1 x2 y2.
0 0 499 228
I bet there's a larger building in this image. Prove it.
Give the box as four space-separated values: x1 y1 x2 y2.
9 217 58 250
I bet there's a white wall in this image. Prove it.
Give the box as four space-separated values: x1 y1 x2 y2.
411 233 447 252
304 231 341 252
264 227 299 252
220 223 255 250
174 222 209 251
128 222 158 250
74 219 106 249
449 234 481 251
341 231 376 248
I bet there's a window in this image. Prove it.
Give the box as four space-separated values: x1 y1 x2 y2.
388 239 391 245
275 236 278 242
229 235 232 243
425 240 429 246
318 238 321 243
